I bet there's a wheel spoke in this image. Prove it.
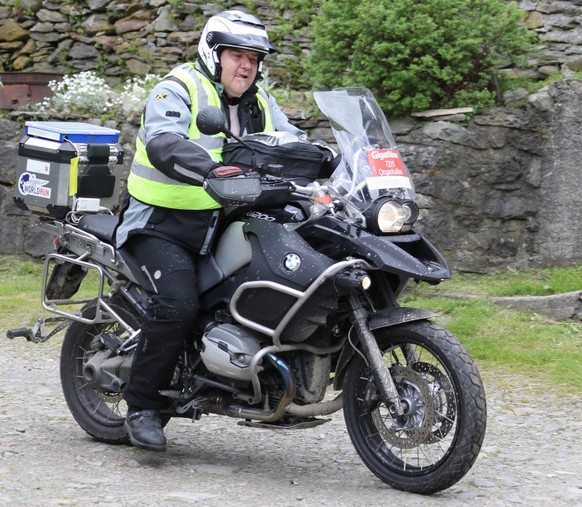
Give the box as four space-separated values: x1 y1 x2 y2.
343 321 486 494
60 300 141 443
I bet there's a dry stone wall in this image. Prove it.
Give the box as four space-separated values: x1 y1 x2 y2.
0 0 307 85
2 1 582 272
521 0 582 76
393 79 582 272
2 79 582 273
0 1 582 81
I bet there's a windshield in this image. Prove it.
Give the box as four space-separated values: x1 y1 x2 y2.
313 87 415 210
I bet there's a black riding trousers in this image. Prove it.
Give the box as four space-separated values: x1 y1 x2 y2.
122 234 199 410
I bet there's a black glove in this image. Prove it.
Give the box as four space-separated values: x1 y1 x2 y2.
206 165 244 179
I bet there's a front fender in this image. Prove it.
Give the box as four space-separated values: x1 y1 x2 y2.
333 307 437 390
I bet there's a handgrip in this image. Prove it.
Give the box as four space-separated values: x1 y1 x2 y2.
6 328 31 340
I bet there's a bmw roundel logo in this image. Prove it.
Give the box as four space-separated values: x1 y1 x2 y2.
283 253 301 272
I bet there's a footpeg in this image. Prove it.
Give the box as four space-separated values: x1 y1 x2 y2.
6 316 68 343
6 327 34 340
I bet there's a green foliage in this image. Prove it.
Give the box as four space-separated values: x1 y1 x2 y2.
499 72 566 96
308 0 536 116
308 0 361 88
243 1 258 15
268 0 319 27
39 71 114 118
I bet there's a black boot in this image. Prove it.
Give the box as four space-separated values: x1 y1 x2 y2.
125 409 167 452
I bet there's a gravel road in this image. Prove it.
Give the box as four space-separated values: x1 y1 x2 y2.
1 334 581 507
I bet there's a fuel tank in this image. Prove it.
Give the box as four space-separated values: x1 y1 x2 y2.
199 217 337 339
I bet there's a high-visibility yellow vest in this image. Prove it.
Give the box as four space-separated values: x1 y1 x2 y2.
128 64 273 210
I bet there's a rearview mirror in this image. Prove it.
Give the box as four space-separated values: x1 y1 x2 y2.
196 106 228 136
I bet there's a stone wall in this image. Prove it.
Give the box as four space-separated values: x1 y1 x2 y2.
521 0 582 76
2 0 582 272
0 0 308 86
1 1 582 82
393 79 582 272
2 79 582 272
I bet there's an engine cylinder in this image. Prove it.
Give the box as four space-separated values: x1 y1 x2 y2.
200 324 262 381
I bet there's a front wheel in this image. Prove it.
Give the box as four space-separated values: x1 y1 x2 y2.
343 320 486 495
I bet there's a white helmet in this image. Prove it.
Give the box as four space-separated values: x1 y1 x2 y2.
198 10 276 82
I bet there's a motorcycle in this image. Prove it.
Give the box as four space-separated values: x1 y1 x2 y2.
7 87 486 495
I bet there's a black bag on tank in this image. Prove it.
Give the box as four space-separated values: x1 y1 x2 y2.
221 132 335 184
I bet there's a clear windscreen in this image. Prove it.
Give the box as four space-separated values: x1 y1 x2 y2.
313 87 415 210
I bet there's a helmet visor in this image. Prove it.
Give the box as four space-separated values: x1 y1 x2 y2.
207 31 276 56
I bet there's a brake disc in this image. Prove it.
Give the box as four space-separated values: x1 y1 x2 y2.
412 361 457 443
371 365 435 449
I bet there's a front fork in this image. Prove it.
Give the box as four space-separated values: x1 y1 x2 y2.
348 294 405 416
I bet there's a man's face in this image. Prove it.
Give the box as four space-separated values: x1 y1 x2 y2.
220 48 260 98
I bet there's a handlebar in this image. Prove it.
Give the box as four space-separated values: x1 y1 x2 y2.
204 173 336 210
290 181 331 196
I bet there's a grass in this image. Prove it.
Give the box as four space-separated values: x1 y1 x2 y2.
403 268 582 394
0 255 101 332
2 255 581 394
420 264 582 297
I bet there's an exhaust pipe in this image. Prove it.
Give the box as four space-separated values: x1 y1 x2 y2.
207 353 296 422
285 394 343 418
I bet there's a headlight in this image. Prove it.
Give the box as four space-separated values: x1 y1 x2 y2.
365 198 419 234
377 201 406 233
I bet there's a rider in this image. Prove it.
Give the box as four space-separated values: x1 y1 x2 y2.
115 9 305 452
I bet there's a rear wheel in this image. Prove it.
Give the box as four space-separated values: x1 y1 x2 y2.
343 320 486 494
60 299 140 444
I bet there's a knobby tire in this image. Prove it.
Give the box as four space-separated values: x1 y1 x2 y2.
343 319 486 495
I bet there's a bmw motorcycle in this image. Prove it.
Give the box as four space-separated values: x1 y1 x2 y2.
7 87 486 495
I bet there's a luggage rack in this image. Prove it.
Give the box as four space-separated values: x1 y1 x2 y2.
41 250 118 325
7 220 141 344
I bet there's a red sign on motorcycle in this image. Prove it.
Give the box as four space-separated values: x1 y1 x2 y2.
367 149 405 177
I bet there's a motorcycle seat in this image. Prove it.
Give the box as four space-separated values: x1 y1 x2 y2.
76 214 156 292
77 214 119 244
